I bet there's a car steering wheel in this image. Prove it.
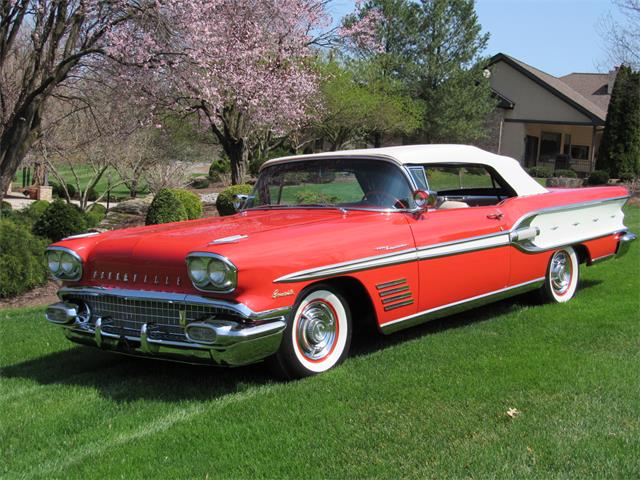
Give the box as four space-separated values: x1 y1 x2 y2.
362 190 408 209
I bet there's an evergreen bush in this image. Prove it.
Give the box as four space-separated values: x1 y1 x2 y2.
554 169 577 178
587 170 610 185
172 189 203 220
32 199 87 242
191 177 210 189
527 166 554 178
145 189 188 225
208 155 231 182
0 219 48 298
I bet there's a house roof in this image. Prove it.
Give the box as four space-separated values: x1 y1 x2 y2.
488 53 608 124
559 72 614 113
262 144 548 197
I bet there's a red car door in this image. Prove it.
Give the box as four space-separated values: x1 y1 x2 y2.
405 206 510 313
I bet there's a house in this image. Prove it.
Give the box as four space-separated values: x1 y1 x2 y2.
485 53 616 174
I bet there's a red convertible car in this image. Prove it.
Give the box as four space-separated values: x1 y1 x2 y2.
45 145 636 378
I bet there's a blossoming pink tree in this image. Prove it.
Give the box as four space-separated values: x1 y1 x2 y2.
107 0 330 184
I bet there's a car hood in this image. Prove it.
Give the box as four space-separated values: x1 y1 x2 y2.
58 208 411 293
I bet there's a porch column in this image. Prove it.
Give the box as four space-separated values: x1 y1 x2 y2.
590 126 596 173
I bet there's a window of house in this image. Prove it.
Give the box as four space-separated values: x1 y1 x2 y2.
570 145 590 160
540 132 562 161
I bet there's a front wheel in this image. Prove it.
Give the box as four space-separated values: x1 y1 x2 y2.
541 247 579 303
267 284 352 379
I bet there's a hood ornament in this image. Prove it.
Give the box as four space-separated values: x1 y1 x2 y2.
209 234 248 245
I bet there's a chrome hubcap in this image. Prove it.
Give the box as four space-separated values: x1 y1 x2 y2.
550 251 572 295
297 300 337 360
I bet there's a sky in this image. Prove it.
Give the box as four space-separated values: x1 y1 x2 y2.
327 0 625 77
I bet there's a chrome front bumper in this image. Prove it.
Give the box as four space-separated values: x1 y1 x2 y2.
45 287 289 366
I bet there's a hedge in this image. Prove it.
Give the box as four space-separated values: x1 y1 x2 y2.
216 184 252 216
554 169 578 178
145 189 188 225
32 199 87 242
0 219 48 298
172 189 203 220
526 166 554 178
587 170 610 185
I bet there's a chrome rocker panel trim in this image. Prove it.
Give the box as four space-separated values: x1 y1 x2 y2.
48 287 290 366
380 277 545 334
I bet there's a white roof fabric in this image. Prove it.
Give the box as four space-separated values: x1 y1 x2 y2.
262 145 548 197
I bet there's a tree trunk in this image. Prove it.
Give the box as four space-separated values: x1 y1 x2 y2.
225 139 248 185
0 102 43 202
373 132 382 148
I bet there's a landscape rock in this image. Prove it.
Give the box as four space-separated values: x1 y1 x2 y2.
110 196 153 215
546 177 584 188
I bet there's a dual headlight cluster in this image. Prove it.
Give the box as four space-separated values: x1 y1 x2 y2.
186 254 237 292
46 248 82 281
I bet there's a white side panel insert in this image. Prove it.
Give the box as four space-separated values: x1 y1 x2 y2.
512 197 627 252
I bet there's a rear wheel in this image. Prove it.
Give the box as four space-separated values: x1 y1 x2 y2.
541 247 579 303
267 284 352 379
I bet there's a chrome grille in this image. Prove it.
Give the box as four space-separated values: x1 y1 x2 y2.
65 293 242 341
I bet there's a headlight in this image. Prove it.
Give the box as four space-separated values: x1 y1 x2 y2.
187 254 237 292
46 248 82 280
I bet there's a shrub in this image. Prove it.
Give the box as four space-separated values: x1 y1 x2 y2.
619 170 637 182
145 189 188 225
216 184 252 216
33 199 87 242
191 177 210 189
51 182 77 199
0 220 49 298
86 187 98 202
171 188 203 220
527 166 554 178
587 170 610 186
209 155 231 182
26 200 49 221
1 201 12 215
554 169 577 178
295 190 339 204
85 203 107 228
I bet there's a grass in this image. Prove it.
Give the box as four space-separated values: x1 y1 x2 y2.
1 206 638 479
50 164 146 199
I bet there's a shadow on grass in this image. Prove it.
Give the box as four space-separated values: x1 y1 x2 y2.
2 279 603 401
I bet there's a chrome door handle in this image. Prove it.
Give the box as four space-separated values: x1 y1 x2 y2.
487 212 503 220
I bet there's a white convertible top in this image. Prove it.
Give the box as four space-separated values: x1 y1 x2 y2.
261 144 548 197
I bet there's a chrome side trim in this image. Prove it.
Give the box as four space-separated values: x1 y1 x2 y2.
58 286 291 322
380 278 545 334
274 196 630 283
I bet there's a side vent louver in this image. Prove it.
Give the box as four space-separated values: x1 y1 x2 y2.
376 279 414 311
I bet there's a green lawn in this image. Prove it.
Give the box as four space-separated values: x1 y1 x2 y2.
1 206 638 479
51 164 146 199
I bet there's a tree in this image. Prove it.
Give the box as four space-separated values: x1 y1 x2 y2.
413 0 494 143
596 65 640 178
341 0 494 144
0 0 152 202
108 0 327 184
601 0 640 69
315 59 422 150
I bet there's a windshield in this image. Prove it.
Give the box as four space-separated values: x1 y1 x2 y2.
246 158 415 210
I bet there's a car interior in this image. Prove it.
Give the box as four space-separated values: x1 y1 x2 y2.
406 163 517 209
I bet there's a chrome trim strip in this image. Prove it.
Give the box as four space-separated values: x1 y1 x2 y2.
380 277 545 334
381 293 412 304
590 253 615 264
376 279 407 290
379 286 410 297
274 196 630 283
383 299 414 311
58 286 291 321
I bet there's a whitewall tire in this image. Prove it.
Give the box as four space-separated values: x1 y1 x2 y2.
542 247 579 303
268 284 352 379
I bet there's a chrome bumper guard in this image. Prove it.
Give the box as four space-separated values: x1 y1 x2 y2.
45 287 289 366
616 231 637 258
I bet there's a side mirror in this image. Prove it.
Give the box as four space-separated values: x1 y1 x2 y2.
413 190 437 211
232 194 250 211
